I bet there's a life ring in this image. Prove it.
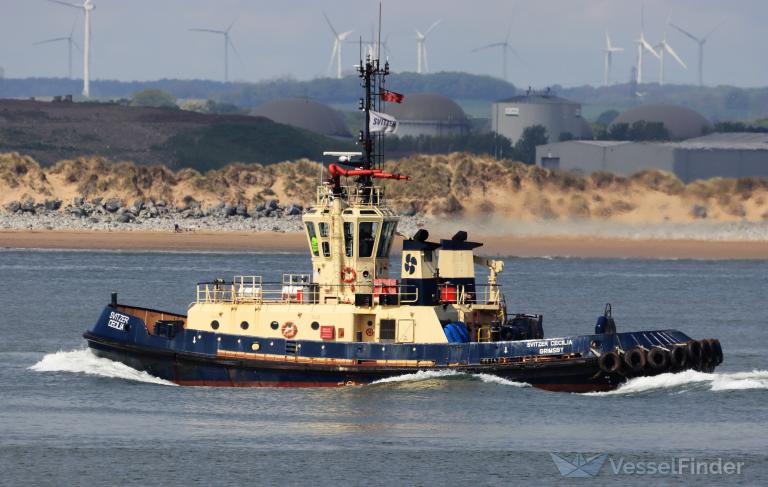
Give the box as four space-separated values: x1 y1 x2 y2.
341 266 357 283
281 321 298 339
365 327 374 337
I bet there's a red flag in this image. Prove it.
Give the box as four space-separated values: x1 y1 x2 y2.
382 89 404 103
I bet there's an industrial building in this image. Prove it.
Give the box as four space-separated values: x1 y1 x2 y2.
535 132 768 183
385 93 470 137
610 104 713 140
251 99 352 139
491 89 592 143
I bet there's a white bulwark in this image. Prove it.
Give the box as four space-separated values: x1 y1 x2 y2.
535 132 768 183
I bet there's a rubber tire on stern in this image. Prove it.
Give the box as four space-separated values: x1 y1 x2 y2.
647 347 670 372
624 348 647 374
598 351 623 375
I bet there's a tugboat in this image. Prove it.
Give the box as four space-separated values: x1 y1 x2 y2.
83 50 723 393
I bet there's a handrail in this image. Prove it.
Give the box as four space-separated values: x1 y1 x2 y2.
194 278 419 306
316 185 386 207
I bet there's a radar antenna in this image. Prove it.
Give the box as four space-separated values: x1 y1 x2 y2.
325 3 407 199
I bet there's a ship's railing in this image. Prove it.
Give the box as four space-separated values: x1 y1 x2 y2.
316 185 385 207
437 283 503 306
194 276 418 306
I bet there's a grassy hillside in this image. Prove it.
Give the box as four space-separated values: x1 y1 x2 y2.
0 99 349 171
4 74 768 121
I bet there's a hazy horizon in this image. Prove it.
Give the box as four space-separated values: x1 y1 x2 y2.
0 0 765 88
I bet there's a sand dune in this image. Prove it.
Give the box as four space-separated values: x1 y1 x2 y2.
2 152 768 227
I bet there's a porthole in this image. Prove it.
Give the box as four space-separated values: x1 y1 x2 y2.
270 321 279 330
211 320 220 330
251 342 260 351
367 320 373 327
311 321 320 330
240 321 249 330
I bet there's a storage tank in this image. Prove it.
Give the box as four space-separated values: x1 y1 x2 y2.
385 93 470 137
251 98 352 139
492 89 588 143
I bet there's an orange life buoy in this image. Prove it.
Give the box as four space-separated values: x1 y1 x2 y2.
341 266 357 283
281 321 298 339
365 327 374 337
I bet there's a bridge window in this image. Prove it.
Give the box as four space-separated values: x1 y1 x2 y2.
305 222 319 256
318 222 329 237
376 221 397 257
343 222 354 257
358 221 378 258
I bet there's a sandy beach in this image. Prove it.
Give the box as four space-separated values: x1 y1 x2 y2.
1 230 766 259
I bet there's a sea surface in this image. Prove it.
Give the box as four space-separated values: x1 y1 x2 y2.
1 249 767 486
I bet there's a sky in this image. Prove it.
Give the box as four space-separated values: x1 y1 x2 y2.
0 0 765 88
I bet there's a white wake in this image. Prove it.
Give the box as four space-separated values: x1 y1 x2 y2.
29 349 176 386
587 369 768 396
370 369 529 387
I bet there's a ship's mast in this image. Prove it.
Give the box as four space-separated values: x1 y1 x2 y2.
325 5 405 198
357 35 389 194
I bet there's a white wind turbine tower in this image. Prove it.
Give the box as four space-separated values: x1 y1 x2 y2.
352 25 390 63
635 4 660 84
190 21 240 83
655 14 687 85
415 20 441 74
670 21 724 87
46 0 94 97
34 20 80 79
472 25 520 82
322 12 353 79
603 33 623 86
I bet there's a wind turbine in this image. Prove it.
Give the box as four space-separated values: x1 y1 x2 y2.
190 21 240 83
415 20 441 74
352 25 390 63
655 13 687 85
46 0 94 97
603 33 623 86
635 4 660 84
670 21 724 86
472 24 520 82
34 20 80 79
322 12 353 79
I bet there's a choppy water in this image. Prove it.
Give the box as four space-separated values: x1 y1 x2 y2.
1 249 767 485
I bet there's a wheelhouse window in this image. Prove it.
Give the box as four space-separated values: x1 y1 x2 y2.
343 222 354 257
358 221 378 258
305 222 319 256
376 221 397 257
318 222 330 257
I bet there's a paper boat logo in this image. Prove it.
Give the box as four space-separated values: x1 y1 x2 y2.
549 452 608 477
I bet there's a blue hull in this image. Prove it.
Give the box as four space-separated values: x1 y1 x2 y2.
84 305 720 393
